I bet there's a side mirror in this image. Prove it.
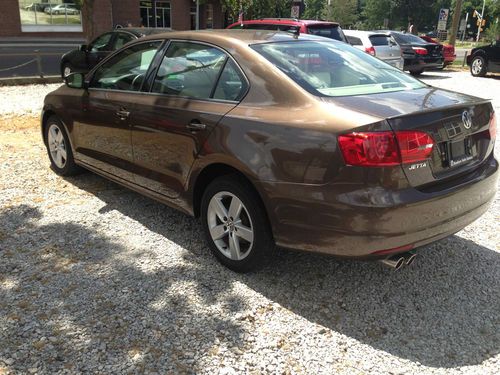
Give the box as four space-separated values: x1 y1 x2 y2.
64 72 86 89
80 44 88 52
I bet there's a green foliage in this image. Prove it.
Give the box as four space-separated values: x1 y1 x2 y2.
220 0 293 20
303 0 325 20
324 0 359 26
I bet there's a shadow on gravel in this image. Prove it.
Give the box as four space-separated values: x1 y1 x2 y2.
0 204 248 373
63 173 500 369
3 172 498 371
419 73 452 80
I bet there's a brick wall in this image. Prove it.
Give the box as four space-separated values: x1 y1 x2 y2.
1 0 225 40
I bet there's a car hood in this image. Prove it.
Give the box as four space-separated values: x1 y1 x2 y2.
320 86 489 120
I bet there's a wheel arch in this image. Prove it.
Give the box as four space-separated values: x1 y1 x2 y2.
41 110 75 152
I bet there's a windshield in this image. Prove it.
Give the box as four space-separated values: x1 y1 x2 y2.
251 41 426 97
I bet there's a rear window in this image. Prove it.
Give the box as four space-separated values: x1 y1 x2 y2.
346 36 362 46
307 25 345 42
392 33 427 45
369 35 391 46
243 23 280 31
251 40 426 97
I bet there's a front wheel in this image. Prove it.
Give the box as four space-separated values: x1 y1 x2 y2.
44 116 82 176
201 176 274 272
470 56 487 77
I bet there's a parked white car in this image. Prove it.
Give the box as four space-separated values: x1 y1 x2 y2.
344 30 404 70
44 4 79 15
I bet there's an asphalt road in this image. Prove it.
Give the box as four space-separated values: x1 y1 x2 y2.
0 43 79 79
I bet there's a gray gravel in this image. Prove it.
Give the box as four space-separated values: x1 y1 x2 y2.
0 71 499 374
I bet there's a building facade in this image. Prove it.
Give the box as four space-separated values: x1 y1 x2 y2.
1 0 224 41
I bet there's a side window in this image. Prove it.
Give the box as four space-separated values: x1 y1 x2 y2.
346 36 362 46
114 33 136 50
152 42 227 99
90 41 161 91
90 33 113 52
213 60 247 101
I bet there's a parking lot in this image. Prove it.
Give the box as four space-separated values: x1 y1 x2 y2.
0 70 499 374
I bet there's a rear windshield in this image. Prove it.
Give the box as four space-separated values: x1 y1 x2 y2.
306 25 345 42
251 41 426 97
392 33 427 45
369 35 391 46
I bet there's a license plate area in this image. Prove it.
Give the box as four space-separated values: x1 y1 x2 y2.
440 137 473 168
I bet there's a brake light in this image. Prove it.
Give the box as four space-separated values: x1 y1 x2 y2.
412 47 428 55
365 46 376 56
338 131 434 167
489 111 496 141
396 131 434 164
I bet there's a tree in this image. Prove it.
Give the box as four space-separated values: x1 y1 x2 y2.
324 0 359 27
303 0 325 20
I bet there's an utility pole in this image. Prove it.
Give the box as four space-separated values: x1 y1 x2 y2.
449 0 463 46
476 0 486 42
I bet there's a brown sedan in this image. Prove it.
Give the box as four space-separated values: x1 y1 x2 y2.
42 30 498 272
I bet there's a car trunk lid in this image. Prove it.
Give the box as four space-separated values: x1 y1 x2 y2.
326 87 495 188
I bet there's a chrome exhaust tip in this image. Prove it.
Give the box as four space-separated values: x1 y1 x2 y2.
402 251 417 266
379 255 405 270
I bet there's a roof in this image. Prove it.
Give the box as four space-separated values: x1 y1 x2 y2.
140 29 334 46
343 30 390 37
118 27 172 37
230 19 340 26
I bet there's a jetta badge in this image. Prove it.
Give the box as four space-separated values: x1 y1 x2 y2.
462 110 472 129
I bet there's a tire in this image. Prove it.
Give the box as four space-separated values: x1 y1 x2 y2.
61 62 73 78
470 55 487 77
43 116 82 176
201 175 274 272
409 69 424 76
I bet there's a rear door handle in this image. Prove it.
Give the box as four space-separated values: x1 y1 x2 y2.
116 109 130 120
186 121 207 132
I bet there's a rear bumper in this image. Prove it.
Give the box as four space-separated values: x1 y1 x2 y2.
404 57 444 71
261 155 498 258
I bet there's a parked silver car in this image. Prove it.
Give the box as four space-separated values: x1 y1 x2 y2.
344 30 404 69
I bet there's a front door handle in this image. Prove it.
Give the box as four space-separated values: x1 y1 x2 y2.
116 109 130 120
186 121 207 132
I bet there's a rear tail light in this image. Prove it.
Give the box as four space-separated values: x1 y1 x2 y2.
412 47 428 55
338 131 434 167
489 111 496 141
365 46 376 56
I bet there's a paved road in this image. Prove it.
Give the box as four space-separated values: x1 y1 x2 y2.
0 43 79 78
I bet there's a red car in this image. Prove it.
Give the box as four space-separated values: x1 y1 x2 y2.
227 18 348 43
420 35 456 67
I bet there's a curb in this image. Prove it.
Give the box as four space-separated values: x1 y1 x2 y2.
0 76 62 86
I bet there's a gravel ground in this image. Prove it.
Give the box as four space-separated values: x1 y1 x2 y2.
0 71 499 374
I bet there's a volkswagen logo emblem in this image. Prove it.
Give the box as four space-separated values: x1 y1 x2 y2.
462 110 472 129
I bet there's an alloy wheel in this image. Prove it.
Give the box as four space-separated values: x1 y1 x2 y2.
47 123 67 169
207 191 254 261
471 58 482 75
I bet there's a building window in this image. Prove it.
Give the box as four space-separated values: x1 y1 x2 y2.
190 5 197 30
140 1 171 28
140 1 154 27
18 0 82 30
156 1 171 28
205 3 213 29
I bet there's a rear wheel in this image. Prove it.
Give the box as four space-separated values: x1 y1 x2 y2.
410 69 424 76
470 56 487 77
44 116 82 176
201 176 274 272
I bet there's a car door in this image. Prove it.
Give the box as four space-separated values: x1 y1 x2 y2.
489 41 500 72
73 40 163 180
130 41 248 198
